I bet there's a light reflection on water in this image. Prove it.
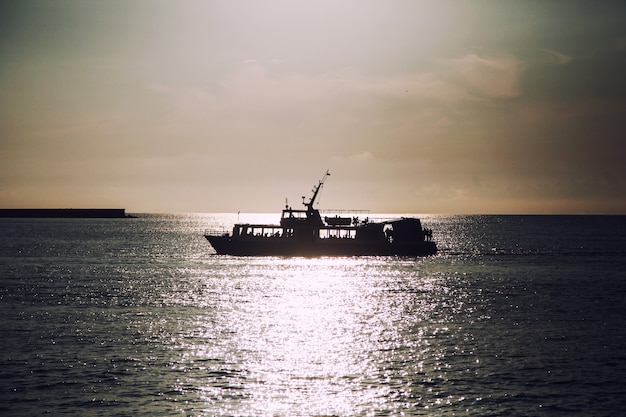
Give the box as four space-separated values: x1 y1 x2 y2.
1 214 625 416
169 256 471 416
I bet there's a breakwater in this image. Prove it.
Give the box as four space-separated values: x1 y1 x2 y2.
0 209 130 218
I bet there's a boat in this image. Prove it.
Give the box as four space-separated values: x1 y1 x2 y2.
204 171 437 256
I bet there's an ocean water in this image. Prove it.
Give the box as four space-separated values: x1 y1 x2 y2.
0 214 625 416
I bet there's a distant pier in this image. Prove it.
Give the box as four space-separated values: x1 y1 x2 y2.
0 209 132 218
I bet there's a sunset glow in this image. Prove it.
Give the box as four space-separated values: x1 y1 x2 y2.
1 1 625 213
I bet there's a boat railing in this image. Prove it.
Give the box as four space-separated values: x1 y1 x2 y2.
204 228 230 237
321 209 370 215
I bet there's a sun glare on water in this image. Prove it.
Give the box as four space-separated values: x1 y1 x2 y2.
170 254 452 415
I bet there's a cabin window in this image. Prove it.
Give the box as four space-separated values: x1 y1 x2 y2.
283 211 307 219
245 226 283 237
319 229 355 239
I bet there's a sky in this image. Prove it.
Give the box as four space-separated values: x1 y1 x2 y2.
1 0 626 214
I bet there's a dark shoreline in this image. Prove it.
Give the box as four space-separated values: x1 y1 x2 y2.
0 209 133 218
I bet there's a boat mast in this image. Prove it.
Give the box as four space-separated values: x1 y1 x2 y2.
304 170 330 210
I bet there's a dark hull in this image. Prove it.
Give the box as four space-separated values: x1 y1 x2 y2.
205 235 437 257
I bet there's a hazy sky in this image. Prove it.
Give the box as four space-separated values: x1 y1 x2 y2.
2 1 626 213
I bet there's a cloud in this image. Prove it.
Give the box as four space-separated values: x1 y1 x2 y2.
330 151 374 164
541 48 574 65
153 54 518 129
139 54 531 177
442 54 526 99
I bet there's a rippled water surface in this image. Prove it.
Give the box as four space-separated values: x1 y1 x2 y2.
1 214 625 416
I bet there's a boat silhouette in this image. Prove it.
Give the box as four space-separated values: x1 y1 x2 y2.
204 171 437 256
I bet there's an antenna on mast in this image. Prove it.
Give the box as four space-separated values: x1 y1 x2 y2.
304 170 331 209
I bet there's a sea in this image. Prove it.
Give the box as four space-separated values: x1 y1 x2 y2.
1 214 625 417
